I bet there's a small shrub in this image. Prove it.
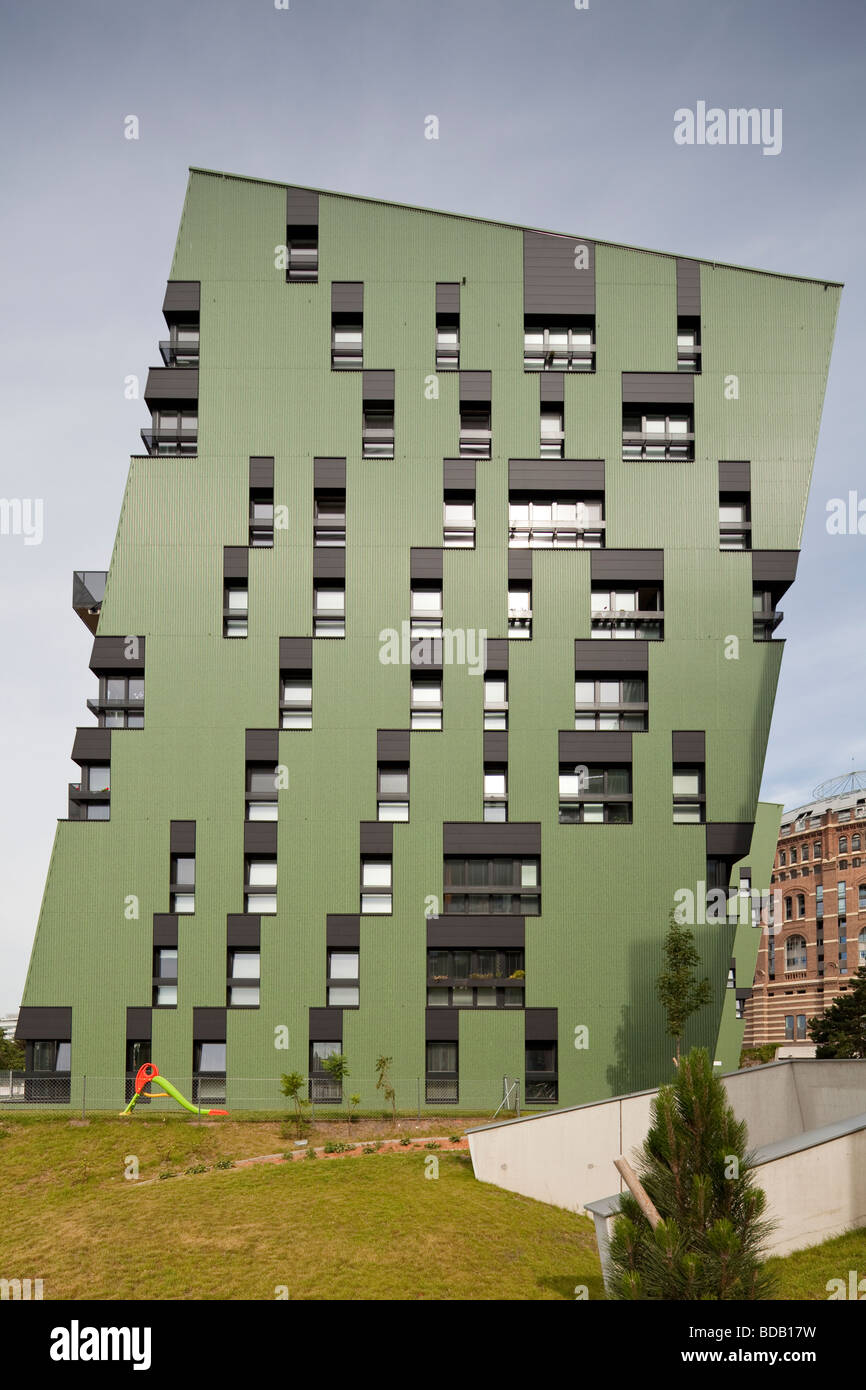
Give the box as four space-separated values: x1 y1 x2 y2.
281 1152 295 1161
305 1146 318 1159
448 1135 462 1145
324 1141 353 1154
399 1136 412 1147
158 1170 176 1181
424 1141 440 1151
362 1144 375 1155
185 1164 208 1175
214 1157 235 1170
0 1127 11 1140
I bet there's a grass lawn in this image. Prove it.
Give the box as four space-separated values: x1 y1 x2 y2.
0 1115 862 1300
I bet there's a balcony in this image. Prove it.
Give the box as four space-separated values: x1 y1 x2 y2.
68 784 110 820
622 430 694 462
590 610 664 640
753 608 783 641
524 328 595 373
140 427 198 456
159 337 200 367
72 570 107 634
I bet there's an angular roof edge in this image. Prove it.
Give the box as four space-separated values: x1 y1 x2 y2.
187 166 844 289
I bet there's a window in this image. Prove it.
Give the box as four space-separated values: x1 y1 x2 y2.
159 322 200 368
362 404 394 458
509 497 604 549
328 951 359 1006
93 673 145 729
859 928 866 965
427 949 524 1008
425 1042 458 1104
361 858 392 914
193 1042 226 1106
153 948 178 1008
559 764 632 824
31 1040 71 1073
410 586 443 638
245 857 277 914
622 409 693 461
779 851 786 866
790 848 797 863
286 226 318 282
309 1041 342 1101
144 409 198 456
753 587 783 640
170 854 195 913
459 406 491 459
411 677 442 730
443 856 540 915
784 1015 794 1040
853 835 861 852
590 586 663 640
785 935 807 972
331 317 363 370
525 1042 557 1104
814 841 822 859
314 585 345 637
796 1014 807 1040
224 582 248 638
539 407 564 459
443 493 475 548
801 843 809 860
88 765 111 793
523 318 595 372
228 950 260 1007
839 836 848 854
573 674 648 732
797 893 806 918
784 896 792 921
838 881 847 913
246 763 279 821
377 764 409 821
816 884 824 920
483 766 508 822
280 671 312 729
673 766 705 824
313 491 345 547
484 675 508 731
719 499 750 550
677 319 701 373
508 587 532 638
436 315 460 370
249 490 274 548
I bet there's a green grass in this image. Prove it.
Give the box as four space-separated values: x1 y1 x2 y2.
0 1116 862 1300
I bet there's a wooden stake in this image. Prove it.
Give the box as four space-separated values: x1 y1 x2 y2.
614 1156 662 1230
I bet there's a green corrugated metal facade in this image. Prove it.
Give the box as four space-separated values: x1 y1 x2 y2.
18 169 840 1110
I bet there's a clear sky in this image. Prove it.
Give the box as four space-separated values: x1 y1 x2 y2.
1 0 863 1012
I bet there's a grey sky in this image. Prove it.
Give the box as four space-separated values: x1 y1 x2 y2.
1 0 863 1011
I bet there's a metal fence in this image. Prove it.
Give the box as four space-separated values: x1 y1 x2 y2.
0 1073 525 1118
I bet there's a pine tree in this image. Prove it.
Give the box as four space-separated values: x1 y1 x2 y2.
656 911 712 1061
607 1047 775 1300
809 966 866 1057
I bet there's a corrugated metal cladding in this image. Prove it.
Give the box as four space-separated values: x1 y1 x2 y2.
443 823 542 854
360 822 393 854
523 231 595 314
310 1006 341 1041
483 731 508 763
314 457 346 489
144 367 199 404
249 456 274 488
244 823 277 854
16 1006 72 1039
459 370 492 402
153 915 178 947
435 282 460 314
410 547 443 580
279 637 312 668
539 374 564 404
377 729 410 762
286 186 318 224
223 546 249 579
162 281 200 315
676 259 701 316
246 729 278 761
331 282 364 313
126 1006 152 1040
559 731 633 762
362 369 393 399
428 919 524 948
575 639 647 671
672 731 706 762
443 458 475 489
483 638 508 671
525 1007 558 1040
509 460 604 492
718 460 751 492
507 550 532 581
326 915 361 947
89 635 145 671
706 823 753 856
170 820 196 852
313 549 345 580
752 551 799 585
621 372 694 404
591 549 664 581
227 914 261 947
71 727 110 761
193 1007 226 1040
426 1008 459 1041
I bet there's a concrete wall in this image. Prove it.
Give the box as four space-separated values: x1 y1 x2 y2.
468 1060 866 1214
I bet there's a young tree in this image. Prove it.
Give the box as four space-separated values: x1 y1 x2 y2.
375 1055 397 1125
809 966 866 1057
279 1070 308 1138
656 911 712 1062
607 1047 775 1300
321 1051 349 1095
0 1025 24 1071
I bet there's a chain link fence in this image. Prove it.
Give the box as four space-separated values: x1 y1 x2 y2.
0 1073 523 1118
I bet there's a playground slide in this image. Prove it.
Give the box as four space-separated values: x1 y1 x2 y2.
122 1063 228 1117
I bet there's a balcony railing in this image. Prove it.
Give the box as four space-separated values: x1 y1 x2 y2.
458 429 492 459
287 247 318 281
140 428 198 456
719 520 751 550
159 340 200 367
509 523 604 549
753 609 783 641
524 339 595 373
362 428 394 459
676 344 702 372
590 610 664 640
622 432 694 461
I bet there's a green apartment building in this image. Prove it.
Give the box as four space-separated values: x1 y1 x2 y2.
15 169 840 1112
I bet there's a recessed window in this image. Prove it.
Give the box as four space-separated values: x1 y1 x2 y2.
459 406 491 459
314 491 346 547
443 493 475 548
281 672 312 730
378 765 409 821
411 677 442 730
286 226 318 282
224 583 248 638
361 858 392 913
228 950 260 1007
677 319 701 373
575 675 647 731
443 856 540 915
246 763 279 821
328 950 359 1006
245 857 278 914
410 586 443 638
331 317 363 370
362 404 394 459
309 1040 342 1101
524 318 594 372
785 935 807 972
170 854 196 913
509 497 604 549
673 765 705 824
483 766 508 822
559 765 632 824
154 948 178 1008
94 674 145 729
193 1042 226 1105
590 586 663 641
250 491 274 548
436 316 460 371
314 585 345 637
525 1042 557 1104
719 499 750 551
622 409 693 461
425 1042 458 1104
484 675 508 730
508 587 532 639
539 407 565 459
